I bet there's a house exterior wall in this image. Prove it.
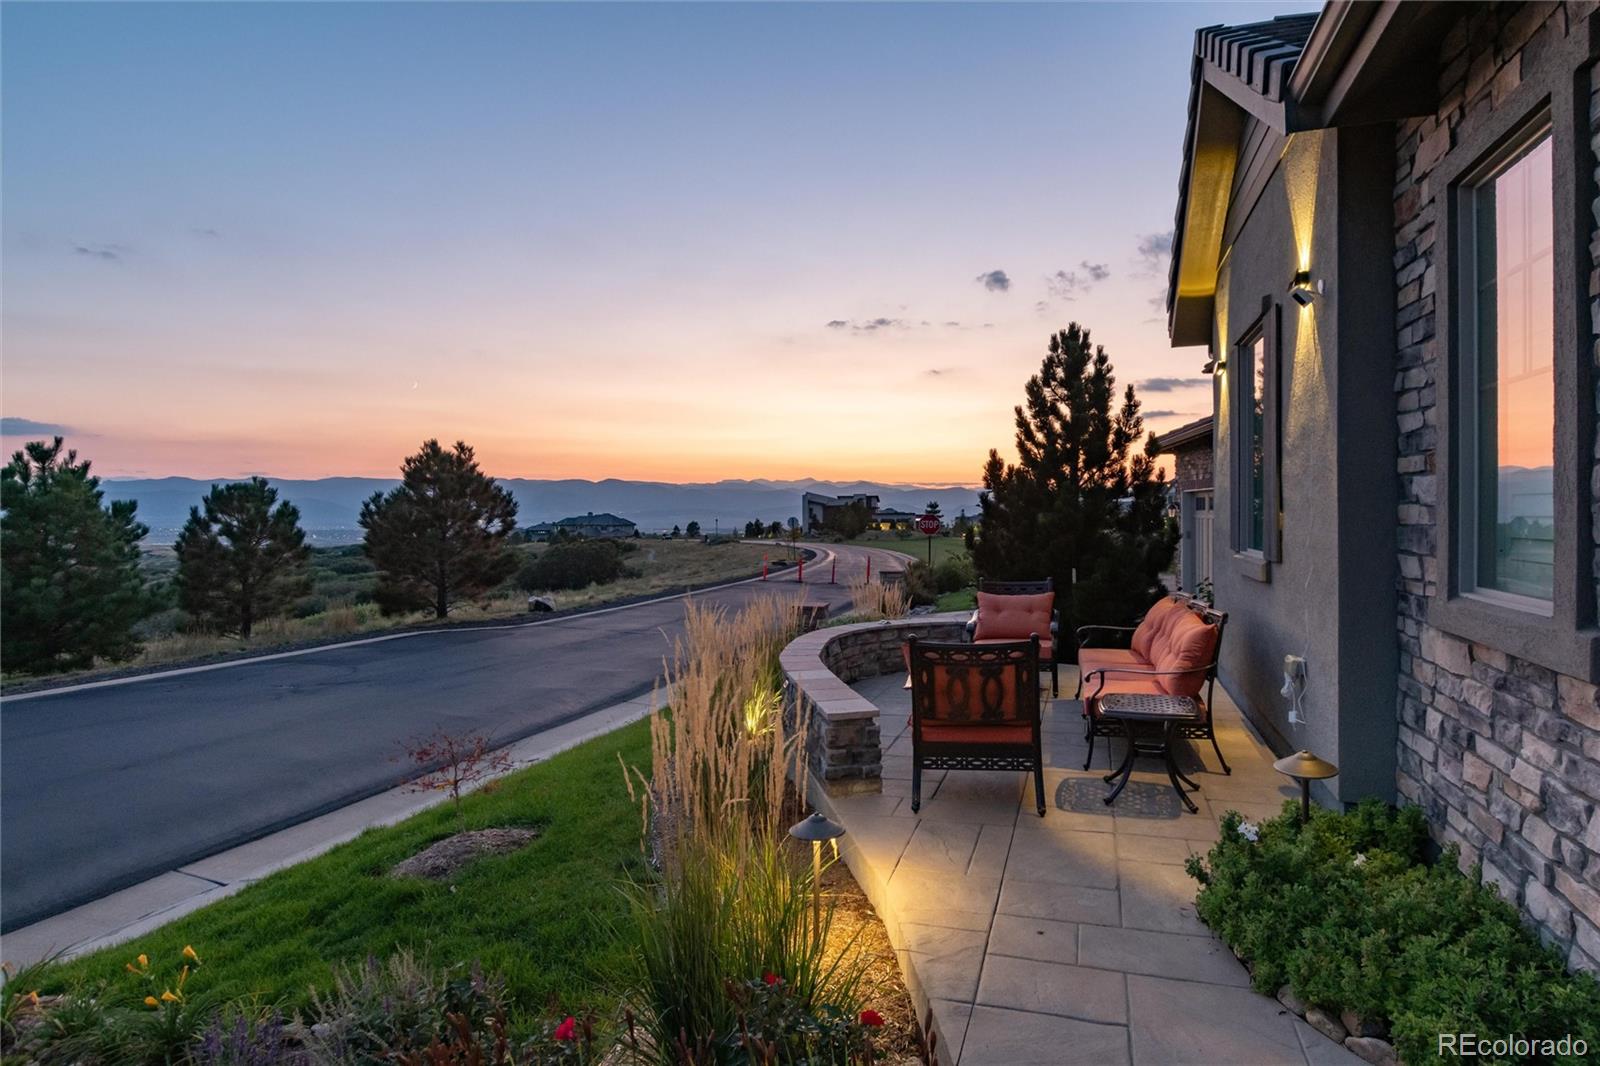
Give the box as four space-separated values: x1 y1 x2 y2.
1210 118 1400 806
1170 443 1213 497
1392 1 1600 968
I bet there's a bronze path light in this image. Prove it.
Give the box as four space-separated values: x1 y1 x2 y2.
789 812 846 930
1273 749 1338 824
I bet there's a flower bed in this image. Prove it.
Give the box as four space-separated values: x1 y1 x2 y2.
1186 800 1600 1064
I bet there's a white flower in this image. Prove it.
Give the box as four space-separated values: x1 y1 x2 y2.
1237 821 1260 842
1353 852 1367 867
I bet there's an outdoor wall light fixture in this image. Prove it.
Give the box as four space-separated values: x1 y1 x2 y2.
1204 352 1225 375
1272 749 1339 824
789 812 846 929
1287 269 1324 307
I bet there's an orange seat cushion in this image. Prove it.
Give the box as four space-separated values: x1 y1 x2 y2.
1131 597 1185 659
919 721 1035 745
975 635 1053 660
1077 646 1150 688
1151 611 1219 697
974 591 1054 645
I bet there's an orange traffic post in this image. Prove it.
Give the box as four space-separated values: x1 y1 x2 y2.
830 558 836 584
762 555 768 581
866 558 872 583
797 556 804 583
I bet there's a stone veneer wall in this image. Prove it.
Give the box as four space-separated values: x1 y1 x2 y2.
779 615 968 795
1171 442 1214 498
1393 1 1600 969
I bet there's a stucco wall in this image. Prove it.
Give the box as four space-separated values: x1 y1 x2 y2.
1392 0 1600 969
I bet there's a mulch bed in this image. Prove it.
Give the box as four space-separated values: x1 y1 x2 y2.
389 827 539 879
819 853 927 1064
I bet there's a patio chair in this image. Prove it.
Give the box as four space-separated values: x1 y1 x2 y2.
1076 595 1230 774
963 578 1060 697
908 637 1046 817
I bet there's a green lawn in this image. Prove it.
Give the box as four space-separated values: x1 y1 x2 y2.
40 719 653 1021
935 588 977 612
856 532 968 568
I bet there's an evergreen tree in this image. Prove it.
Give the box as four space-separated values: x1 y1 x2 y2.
671 525 682 538
685 520 702 538
925 500 942 518
1 438 154 673
359 440 519 618
973 324 1176 660
820 499 871 540
174 478 311 638
766 520 783 537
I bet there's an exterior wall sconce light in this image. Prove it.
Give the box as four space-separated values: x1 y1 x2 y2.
1288 270 1324 307
1272 749 1339 824
789 811 846 929
1203 352 1225 375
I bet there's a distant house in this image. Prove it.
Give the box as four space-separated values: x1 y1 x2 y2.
870 508 920 532
801 492 880 530
527 512 637 540
1150 416 1213 593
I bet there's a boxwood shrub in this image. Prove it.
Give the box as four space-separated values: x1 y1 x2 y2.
1186 800 1600 1064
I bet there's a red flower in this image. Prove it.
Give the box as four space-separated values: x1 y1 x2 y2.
553 1016 577 1041
859 1009 885 1028
762 971 782 987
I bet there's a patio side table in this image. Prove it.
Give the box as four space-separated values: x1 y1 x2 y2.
1099 692 1203 814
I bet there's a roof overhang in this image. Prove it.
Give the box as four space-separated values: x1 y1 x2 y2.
1151 415 1214 453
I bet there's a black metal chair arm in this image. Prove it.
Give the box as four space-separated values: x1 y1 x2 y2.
1082 663 1219 700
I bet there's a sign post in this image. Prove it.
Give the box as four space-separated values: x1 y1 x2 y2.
916 513 941 565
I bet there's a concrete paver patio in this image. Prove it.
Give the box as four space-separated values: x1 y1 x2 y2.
815 669 1366 1066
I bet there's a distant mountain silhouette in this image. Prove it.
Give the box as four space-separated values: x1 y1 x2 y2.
104 476 983 543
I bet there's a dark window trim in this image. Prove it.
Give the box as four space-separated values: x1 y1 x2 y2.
1229 295 1282 581
1430 21 1600 681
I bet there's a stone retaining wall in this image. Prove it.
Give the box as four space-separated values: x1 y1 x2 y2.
779 613 969 795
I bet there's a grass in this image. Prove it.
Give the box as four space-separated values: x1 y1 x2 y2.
935 588 977 611
855 532 968 568
6 539 773 687
35 718 654 1021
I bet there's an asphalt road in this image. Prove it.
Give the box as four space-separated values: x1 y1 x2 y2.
0 542 913 931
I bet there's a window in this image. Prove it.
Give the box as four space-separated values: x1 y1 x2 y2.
1231 300 1278 571
1458 125 1554 606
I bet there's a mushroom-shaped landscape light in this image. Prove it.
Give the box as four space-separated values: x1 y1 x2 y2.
1273 749 1339 824
789 812 846 929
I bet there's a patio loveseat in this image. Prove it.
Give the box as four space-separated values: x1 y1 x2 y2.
1076 594 1229 774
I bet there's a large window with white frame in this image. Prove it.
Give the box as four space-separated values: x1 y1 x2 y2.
1456 120 1555 608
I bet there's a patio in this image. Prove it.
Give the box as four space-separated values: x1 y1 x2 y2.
813 667 1367 1066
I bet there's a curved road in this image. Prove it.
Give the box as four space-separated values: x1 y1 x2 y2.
0 542 913 931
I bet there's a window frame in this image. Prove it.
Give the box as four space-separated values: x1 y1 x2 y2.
1230 295 1282 580
1430 35 1599 681
1455 118 1556 614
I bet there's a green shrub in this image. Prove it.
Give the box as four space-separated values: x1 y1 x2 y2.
1187 800 1600 1063
516 540 636 592
902 562 938 605
932 555 975 593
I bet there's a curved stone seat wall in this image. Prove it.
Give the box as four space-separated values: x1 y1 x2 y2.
779 612 969 795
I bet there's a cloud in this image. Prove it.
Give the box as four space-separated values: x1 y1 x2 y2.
1044 260 1111 303
975 269 1011 293
191 227 222 239
1136 377 1210 393
826 319 849 329
924 366 959 378
1135 231 1174 275
1 417 73 436
825 317 907 332
1143 410 1183 418
71 242 127 263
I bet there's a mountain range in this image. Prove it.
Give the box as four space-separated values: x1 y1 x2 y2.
104 476 985 545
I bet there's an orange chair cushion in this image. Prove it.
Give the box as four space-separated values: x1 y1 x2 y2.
919 721 1035 745
974 591 1054 644
1151 610 1219 697
975 636 1053 660
1077 646 1149 688
1131 597 1185 659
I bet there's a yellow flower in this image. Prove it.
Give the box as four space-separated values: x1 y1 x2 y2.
182 945 200 964
137 954 148 968
144 996 159 1008
160 990 179 1003
25 991 40 1006
125 962 140 974
176 965 189 989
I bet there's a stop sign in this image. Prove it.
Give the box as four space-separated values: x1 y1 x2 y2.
916 514 941 536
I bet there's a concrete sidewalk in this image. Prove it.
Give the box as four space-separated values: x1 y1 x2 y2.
1 689 662 968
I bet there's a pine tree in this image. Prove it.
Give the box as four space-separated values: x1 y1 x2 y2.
925 500 942 518
973 324 1176 659
685 520 701 538
1 438 154 673
174 477 311 638
359 440 519 618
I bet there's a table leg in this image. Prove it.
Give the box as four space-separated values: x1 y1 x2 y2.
1161 722 1200 813
1103 731 1138 805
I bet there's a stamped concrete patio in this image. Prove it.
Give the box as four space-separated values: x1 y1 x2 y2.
814 669 1366 1066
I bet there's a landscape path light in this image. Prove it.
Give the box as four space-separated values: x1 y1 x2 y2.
1272 749 1338 824
788 811 846 932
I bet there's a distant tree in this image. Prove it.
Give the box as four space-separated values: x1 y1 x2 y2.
1 438 155 673
174 477 311 638
766 520 783 538
685 520 701 538
670 524 682 538
972 324 1175 659
820 499 871 540
743 520 761 538
925 500 942 518
360 440 519 618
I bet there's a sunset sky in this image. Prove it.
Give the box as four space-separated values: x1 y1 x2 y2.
2 1 1305 484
